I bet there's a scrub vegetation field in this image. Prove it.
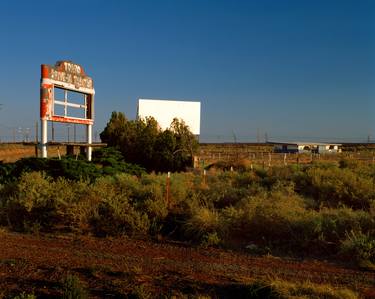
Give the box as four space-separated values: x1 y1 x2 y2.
0 151 374 298
0 113 374 298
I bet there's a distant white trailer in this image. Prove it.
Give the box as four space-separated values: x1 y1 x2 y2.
137 99 201 135
272 142 342 154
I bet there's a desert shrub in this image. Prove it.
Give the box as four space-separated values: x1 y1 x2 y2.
142 172 196 237
213 281 283 299
225 192 306 244
92 147 145 176
206 159 254 172
295 166 375 210
254 169 279 189
115 173 169 234
184 206 220 241
89 194 150 237
269 278 359 299
338 158 375 177
216 189 374 256
12 293 37 299
127 284 152 299
0 153 145 184
168 172 194 205
0 161 15 184
232 171 259 188
201 181 248 209
11 157 49 178
0 163 373 263
45 158 100 181
201 232 221 247
2 172 86 232
86 173 178 237
4 172 56 231
284 207 373 255
195 171 263 210
340 230 375 266
371 200 375 216
137 176 168 235
11 157 100 182
61 274 88 299
339 158 358 169
267 165 299 182
317 208 373 240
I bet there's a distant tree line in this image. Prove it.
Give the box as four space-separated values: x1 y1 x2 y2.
100 111 199 172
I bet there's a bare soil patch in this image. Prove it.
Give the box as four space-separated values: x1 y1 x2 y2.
0 231 374 298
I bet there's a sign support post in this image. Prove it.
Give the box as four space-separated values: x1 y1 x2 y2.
41 119 48 158
87 124 92 161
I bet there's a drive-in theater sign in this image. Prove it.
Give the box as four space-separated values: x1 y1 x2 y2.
40 61 95 160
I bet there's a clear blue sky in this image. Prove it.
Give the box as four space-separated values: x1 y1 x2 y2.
0 0 374 142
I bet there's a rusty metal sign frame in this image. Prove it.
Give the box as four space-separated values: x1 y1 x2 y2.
40 61 95 160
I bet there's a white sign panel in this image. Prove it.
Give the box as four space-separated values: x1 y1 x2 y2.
138 99 201 135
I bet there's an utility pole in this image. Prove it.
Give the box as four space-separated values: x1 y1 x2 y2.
18 127 22 142
35 121 38 143
25 128 30 142
74 124 76 143
52 122 55 142
232 130 237 143
67 124 70 143
35 121 39 157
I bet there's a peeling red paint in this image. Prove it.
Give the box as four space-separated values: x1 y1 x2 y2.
50 115 93 125
41 64 49 79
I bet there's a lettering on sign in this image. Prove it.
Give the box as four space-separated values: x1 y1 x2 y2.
50 69 93 89
44 61 94 90
63 61 81 74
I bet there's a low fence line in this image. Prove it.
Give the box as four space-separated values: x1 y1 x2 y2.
1 142 375 166
197 151 375 168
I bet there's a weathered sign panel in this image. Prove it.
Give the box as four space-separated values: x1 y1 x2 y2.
40 61 95 125
40 61 95 160
138 99 201 135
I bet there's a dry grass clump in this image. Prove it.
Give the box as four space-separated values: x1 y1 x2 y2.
184 206 220 241
269 278 359 299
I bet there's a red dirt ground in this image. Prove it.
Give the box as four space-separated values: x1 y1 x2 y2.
0 231 374 298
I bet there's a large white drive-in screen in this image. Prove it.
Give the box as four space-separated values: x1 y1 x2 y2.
138 99 201 135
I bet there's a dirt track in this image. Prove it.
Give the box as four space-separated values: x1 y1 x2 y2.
0 231 374 298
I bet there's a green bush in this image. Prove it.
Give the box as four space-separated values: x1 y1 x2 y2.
61 274 88 299
12 157 100 181
220 191 308 250
127 284 152 299
340 230 375 266
295 166 374 210
213 281 283 299
12 292 36 299
89 196 150 237
100 112 198 172
92 147 145 176
3 172 82 232
184 206 220 241
0 152 145 185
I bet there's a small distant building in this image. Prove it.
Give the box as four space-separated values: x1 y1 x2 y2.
271 142 342 154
